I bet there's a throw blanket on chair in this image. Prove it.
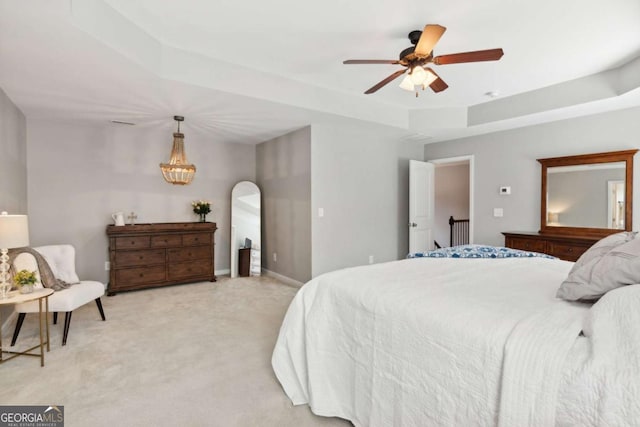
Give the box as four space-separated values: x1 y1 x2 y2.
8 247 72 291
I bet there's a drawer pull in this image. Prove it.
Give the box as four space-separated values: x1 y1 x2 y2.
139 256 144 260
139 273 144 277
567 248 574 252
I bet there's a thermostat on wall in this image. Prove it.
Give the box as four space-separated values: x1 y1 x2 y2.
499 186 511 195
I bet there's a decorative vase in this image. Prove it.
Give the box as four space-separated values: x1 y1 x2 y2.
199 213 207 222
19 284 34 294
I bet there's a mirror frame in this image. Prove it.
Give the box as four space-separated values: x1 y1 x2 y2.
538 149 638 238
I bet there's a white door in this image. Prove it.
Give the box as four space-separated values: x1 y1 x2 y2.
409 160 435 254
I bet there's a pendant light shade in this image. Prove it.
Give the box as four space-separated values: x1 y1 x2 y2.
160 116 196 185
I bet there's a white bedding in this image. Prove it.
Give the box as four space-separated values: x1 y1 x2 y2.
556 284 640 427
272 257 599 426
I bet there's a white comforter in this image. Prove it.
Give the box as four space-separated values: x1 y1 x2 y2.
556 284 640 427
272 256 625 426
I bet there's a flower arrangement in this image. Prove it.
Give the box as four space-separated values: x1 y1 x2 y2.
14 269 37 293
192 200 211 222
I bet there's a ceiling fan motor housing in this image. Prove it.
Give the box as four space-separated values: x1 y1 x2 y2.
399 46 415 60
408 30 423 45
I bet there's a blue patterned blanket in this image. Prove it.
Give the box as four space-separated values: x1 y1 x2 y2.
408 244 556 259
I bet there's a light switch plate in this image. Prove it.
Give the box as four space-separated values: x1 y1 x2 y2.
493 208 504 217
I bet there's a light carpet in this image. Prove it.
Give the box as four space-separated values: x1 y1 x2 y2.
0 276 351 427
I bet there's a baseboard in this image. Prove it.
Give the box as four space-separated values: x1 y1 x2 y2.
262 269 304 288
215 269 230 277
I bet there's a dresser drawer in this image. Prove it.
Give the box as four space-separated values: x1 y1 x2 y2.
115 249 165 267
151 234 182 248
116 265 166 285
115 236 150 250
506 237 546 253
546 242 589 262
182 233 210 246
167 246 211 262
168 260 212 280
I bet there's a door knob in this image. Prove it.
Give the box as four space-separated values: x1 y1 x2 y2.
409 222 417 227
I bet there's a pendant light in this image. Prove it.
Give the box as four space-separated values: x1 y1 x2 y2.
160 115 196 185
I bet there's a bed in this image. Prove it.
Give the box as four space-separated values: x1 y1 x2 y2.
272 244 640 427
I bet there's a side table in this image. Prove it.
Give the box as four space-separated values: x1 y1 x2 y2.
0 288 52 367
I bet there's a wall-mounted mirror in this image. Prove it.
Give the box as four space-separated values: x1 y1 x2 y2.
230 181 261 278
539 150 637 238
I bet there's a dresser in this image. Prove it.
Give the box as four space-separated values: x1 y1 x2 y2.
502 231 599 262
238 248 261 277
107 222 216 295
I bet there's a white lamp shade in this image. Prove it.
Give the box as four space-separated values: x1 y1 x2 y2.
422 68 438 87
399 75 415 91
0 214 29 248
410 66 427 85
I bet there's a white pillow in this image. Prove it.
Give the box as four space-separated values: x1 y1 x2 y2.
557 236 640 301
12 253 44 289
34 245 80 284
568 231 636 273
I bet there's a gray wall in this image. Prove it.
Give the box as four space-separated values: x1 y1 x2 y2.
27 119 255 283
434 163 470 247
311 121 424 277
256 127 311 283
0 88 27 214
424 106 640 246
0 87 27 324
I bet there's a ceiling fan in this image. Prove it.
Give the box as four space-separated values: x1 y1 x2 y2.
343 24 504 96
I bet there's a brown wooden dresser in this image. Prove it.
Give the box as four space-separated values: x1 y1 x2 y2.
502 231 599 262
107 222 216 295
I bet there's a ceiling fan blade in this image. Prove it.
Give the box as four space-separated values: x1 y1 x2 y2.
433 48 504 65
364 69 407 94
415 24 447 56
344 60 400 64
425 68 449 93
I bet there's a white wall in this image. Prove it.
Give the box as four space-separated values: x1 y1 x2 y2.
434 163 470 247
256 127 311 282
423 106 640 246
311 121 424 277
27 119 255 282
0 88 27 214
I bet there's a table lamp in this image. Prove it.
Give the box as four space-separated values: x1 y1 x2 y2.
0 212 30 298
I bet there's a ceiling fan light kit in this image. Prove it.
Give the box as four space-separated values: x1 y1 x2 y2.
400 66 439 96
343 24 504 96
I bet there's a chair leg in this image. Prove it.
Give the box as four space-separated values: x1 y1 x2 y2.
62 312 72 346
10 313 26 346
53 312 58 325
95 298 106 321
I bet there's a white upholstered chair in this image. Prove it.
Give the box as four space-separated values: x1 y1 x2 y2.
10 244 106 346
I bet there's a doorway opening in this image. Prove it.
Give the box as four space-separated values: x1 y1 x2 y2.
430 155 474 248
